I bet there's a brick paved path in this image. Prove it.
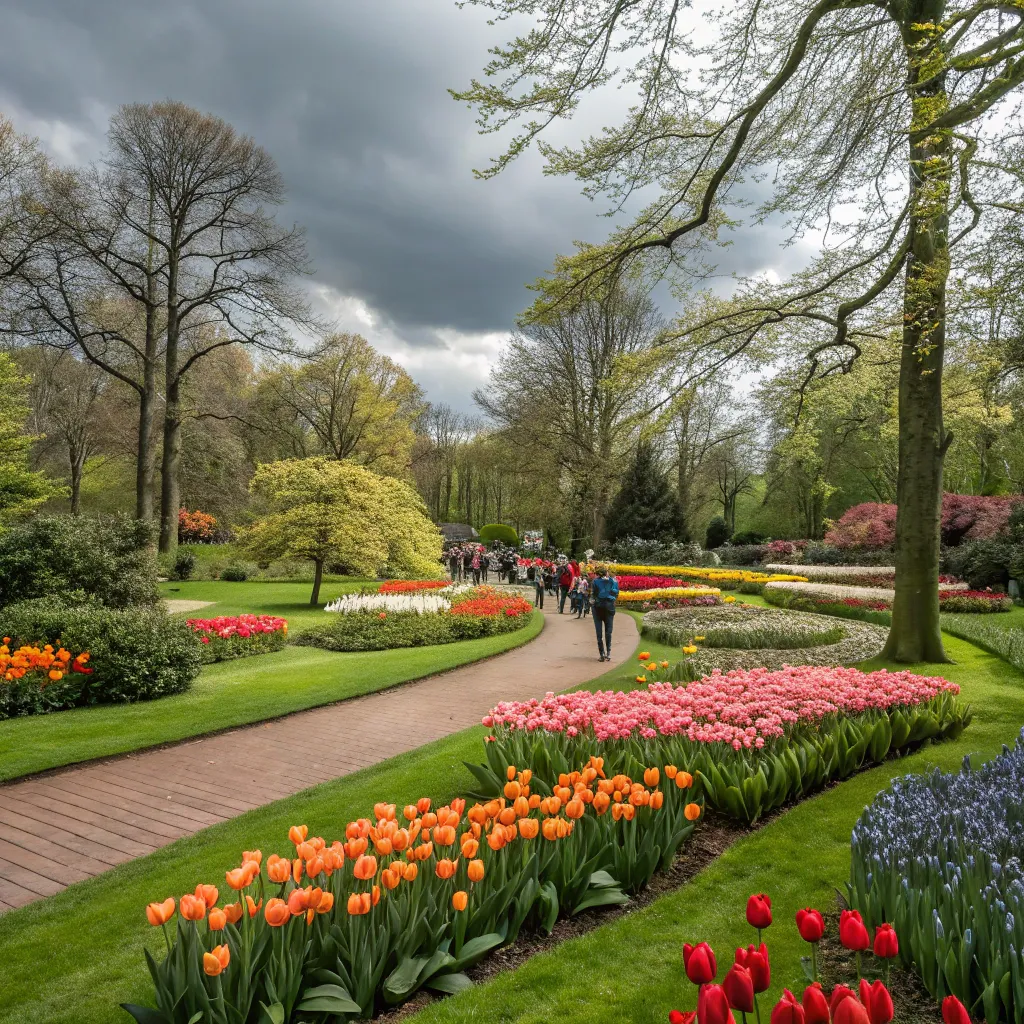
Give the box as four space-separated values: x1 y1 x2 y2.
0 605 638 912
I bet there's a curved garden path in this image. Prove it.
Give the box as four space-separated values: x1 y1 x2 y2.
0 605 638 912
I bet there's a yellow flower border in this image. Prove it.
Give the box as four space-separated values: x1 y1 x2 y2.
586 562 807 584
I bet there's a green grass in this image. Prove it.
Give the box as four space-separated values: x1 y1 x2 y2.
3 610 1018 1024
0 582 544 781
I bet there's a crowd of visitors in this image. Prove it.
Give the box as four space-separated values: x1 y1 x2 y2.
442 542 620 662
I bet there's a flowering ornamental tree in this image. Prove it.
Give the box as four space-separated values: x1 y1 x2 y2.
455 0 1024 662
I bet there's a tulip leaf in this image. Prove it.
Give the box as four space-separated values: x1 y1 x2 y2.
297 985 362 1014
258 1004 285 1024
119 1005 168 1024
427 971 475 995
462 760 501 796
571 886 630 914
383 955 431 1003
452 932 507 968
589 869 620 889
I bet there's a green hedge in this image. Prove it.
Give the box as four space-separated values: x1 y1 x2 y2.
0 598 202 718
295 609 532 652
478 523 520 546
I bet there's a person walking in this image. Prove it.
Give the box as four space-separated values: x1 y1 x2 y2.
447 545 460 582
573 573 590 618
556 559 576 614
532 564 545 608
462 545 474 582
471 548 482 585
590 565 619 661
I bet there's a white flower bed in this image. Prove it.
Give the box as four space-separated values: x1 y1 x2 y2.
323 585 473 616
764 580 896 601
766 564 894 581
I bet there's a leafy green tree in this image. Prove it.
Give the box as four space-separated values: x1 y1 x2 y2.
605 442 683 544
241 458 443 604
455 0 1024 662
0 352 62 523
705 515 729 550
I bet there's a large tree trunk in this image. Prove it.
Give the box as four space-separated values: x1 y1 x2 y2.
883 5 951 664
136 184 160 524
158 253 180 557
310 558 324 605
69 445 84 515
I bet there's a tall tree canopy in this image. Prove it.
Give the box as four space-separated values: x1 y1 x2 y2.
455 0 1024 661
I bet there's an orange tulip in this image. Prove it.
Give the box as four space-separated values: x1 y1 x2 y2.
622 804 636 821
288 825 308 845
452 890 468 912
488 828 508 850
403 804 418 821
434 825 457 847
353 855 377 880
565 798 585 819
292 858 303 885
468 803 488 825
391 828 410 852
451 797 466 815
644 767 660 788
513 796 530 818
225 868 250 891
483 799 502 818
306 856 325 878
630 789 650 807
517 771 531 788
145 897 175 927
287 889 308 916
676 771 694 789
267 854 291 884
401 861 418 881
246 895 263 917
460 836 479 858
597 779 615 795
664 764 679 780
468 859 485 882
203 944 230 977
528 793 542 809
421 812 438 829
651 790 665 809
435 857 457 880
541 818 560 841
416 797 432 814
208 907 227 931
348 892 372 915
503 780 521 800
264 898 290 927
374 838 393 856
382 865 402 890
347 819 372 840
415 842 433 861
222 902 243 925
179 894 206 921
344 837 368 859
685 802 702 821
194 884 219 909
296 841 316 860
593 791 610 815
317 892 334 914
374 801 396 821
243 849 262 866
611 803 625 822
506 765 517 781
498 806 517 826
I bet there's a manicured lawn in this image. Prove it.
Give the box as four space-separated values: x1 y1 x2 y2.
0 586 544 780
1 625 1020 1024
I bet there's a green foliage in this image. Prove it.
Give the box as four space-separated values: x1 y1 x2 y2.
241 458 443 586
0 352 64 523
295 608 532 652
478 523 519 546
0 597 201 716
704 515 729 549
730 530 766 545
944 539 1012 590
605 442 683 544
220 562 252 582
172 550 196 581
0 514 159 608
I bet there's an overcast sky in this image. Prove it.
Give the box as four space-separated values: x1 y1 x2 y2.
0 0 807 411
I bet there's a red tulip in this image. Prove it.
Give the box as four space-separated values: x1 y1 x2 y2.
670 1013 697 1024
684 942 718 985
771 990 805 1024
735 944 770 993
839 910 870 951
942 997 972 1024
802 984 830 1024
698 984 735 1024
746 893 773 931
723 964 755 1014
872 924 898 959
830 985 858 1020
833 997 870 1024
859 980 894 1024
796 908 825 943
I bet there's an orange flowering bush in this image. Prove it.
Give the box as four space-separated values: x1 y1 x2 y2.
0 638 92 718
127 759 702 1022
448 585 533 618
177 508 218 543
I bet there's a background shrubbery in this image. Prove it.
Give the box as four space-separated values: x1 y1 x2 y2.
0 597 201 717
295 608 533 652
478 523 519 546
0 514 159 608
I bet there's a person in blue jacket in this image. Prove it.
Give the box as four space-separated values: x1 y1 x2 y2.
589 565 619 662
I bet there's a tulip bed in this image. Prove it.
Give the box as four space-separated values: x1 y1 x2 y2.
0 641 93 718
187 615 289 663
127 763 702 1023
849 728 1024 1024
616 586 723 610
473 666 971 823
591 563 809 588
765 582 1011 615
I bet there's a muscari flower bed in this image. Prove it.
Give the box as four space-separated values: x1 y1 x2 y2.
187 615 289 663
473 666 971 824
127 761 702 1023
849 729 1024 1024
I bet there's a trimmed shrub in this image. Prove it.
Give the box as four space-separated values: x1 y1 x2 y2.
0 514 159 608
294 607 532 652
717 543 769 565
478 523 519 546
0 597 201 716
172 549 196 582
220 562 253 582
729 530 766 545
704 515 729 549
943 538 1012 590
802 542 894 566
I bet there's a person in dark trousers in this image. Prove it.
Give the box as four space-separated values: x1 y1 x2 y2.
462 546 474 581
590 566 619 661
532 566 544 608
556 560 575 613
541 565 555 599
447 546 460 581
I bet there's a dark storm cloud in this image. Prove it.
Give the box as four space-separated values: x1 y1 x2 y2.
0 0 808 363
